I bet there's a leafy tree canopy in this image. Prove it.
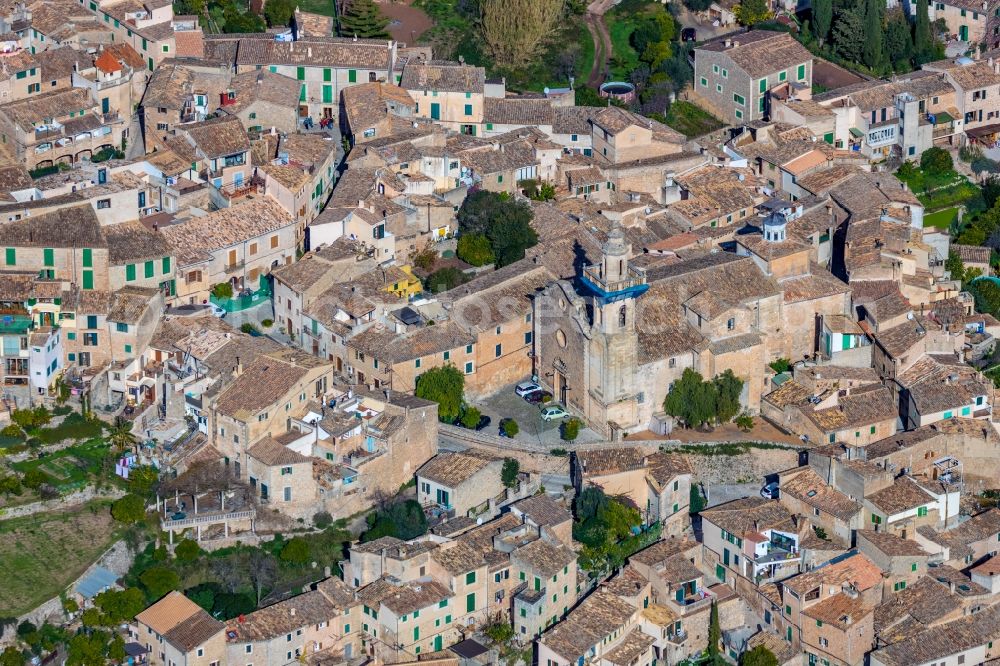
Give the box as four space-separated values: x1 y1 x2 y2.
111 494 146 524
414 364 465 423
501 458 520 488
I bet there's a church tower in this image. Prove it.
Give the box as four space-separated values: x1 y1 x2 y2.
580 222 648 439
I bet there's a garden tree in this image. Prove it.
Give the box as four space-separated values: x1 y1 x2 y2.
663 368 716 428
128 465 159 499
575 486 608 522
913 0 934 64
313 511 333 528
684 0 713 10
414 364 465 423
62 597 79 614
920 146 953 176
479 0 563 66
812 0 832 44
362 500 428 541
483 615 515 644
111 494 146 523
93 588 146 624
501 458 520 488
280 537 311 564
740 645 779 666
561 417 581 441
457 189 538 266
338 0 390 39
970 278 1000 316
0 475 21 496
707 601 722 661
456 233 495 267
831 10 864 62
735 412 755 432
264 0 295 26
174 538 202 562
460 406 482 428
187 583 218 612
712 370 744 423
21 469 49 490
861 0 888 72
66 631 111 666
734 0 772 26
15 623 34 639
248 550 278 604
983 174 1000 208
885 10 913 71
0 647 21 666
501 418 519 437
486 211 539 267
139 566 180 600
108 416 138 451
426 267 467 293
107 635 126 663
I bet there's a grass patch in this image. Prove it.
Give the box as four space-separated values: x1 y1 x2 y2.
30 412 104 445
0 501 117 615
665 101 725 138
11 438 113 491
924 207 959 229
671 441 799 456
293 0 335 16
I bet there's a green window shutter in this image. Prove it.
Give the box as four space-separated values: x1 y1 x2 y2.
162 256 171 274
82 248 92 267
142 38 147 50
759 78 767 93
466 571 476 584
464 104 472 115
269 65 277 73
82 270 93 290
465 592 475 613
348 69 357 83
4 248 13 265
323 85 332 104
43 248 54 266
144 260 154 278
126 264 135 281
67 332 75 341
797 64 806 79
296 66 305 80
323 68 331 82
300 84 306 102
124 344 132 354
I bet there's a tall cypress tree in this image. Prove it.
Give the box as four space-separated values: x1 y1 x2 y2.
813 0 833 45
862 0 888 72
914 0 934 64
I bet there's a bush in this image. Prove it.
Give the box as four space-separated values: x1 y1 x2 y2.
459 406 482 429
0 424 22 439
456 233 495 267
415 365 465 424
768 358 791 374
211 282 233 299
280 537 311 565
261 319 274 328
561 417 582 441
501 418 519 438
425 267 467 293
549 448 568 457
21 468 50 490
501 458 520 488
313 511 333 529
111 494 147 523
240 322 260 335
920 146 954 177
174 539 202 562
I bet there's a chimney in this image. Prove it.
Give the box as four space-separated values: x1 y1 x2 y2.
234 356 243 377
290 608 296 617
724 38 732 47
307 47 312 58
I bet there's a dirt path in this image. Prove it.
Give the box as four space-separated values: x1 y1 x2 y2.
585 0 614 88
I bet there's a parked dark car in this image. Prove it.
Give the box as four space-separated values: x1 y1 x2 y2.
524 390 553 405
681 27 697 42
455 414 492 431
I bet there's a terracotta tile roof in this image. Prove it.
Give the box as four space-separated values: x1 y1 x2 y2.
400 60 485 93
538 590 636 661
234 36 393 70
173 28 205 58
603 628 654 666
347 321 475 364
926 57 1000 90
440 262 554 333
952 243 992 265
214 352 320 420
512 538 576 579
857 530 928 557
700 497 794 537
698 30 811 78
782 552 882 594
874 576 962 642
161 610 225 653
416 451 497 488
872 603 1000 666
225 582 351 642
103 221 171 265
872 320 926 359
221 69 301 116
896 354 991 416
801 592 874 629
781 467 861 521
358 578 453 616
180 115 250 159
865 477 936 516
645 452 693 487
576 447 646 477
107 286 160 325
510 494 572 528
135 591 204 635
247 436 312 467
483 97 554 126
943 508 1000 542
160 198 293 267
0 204 103 248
